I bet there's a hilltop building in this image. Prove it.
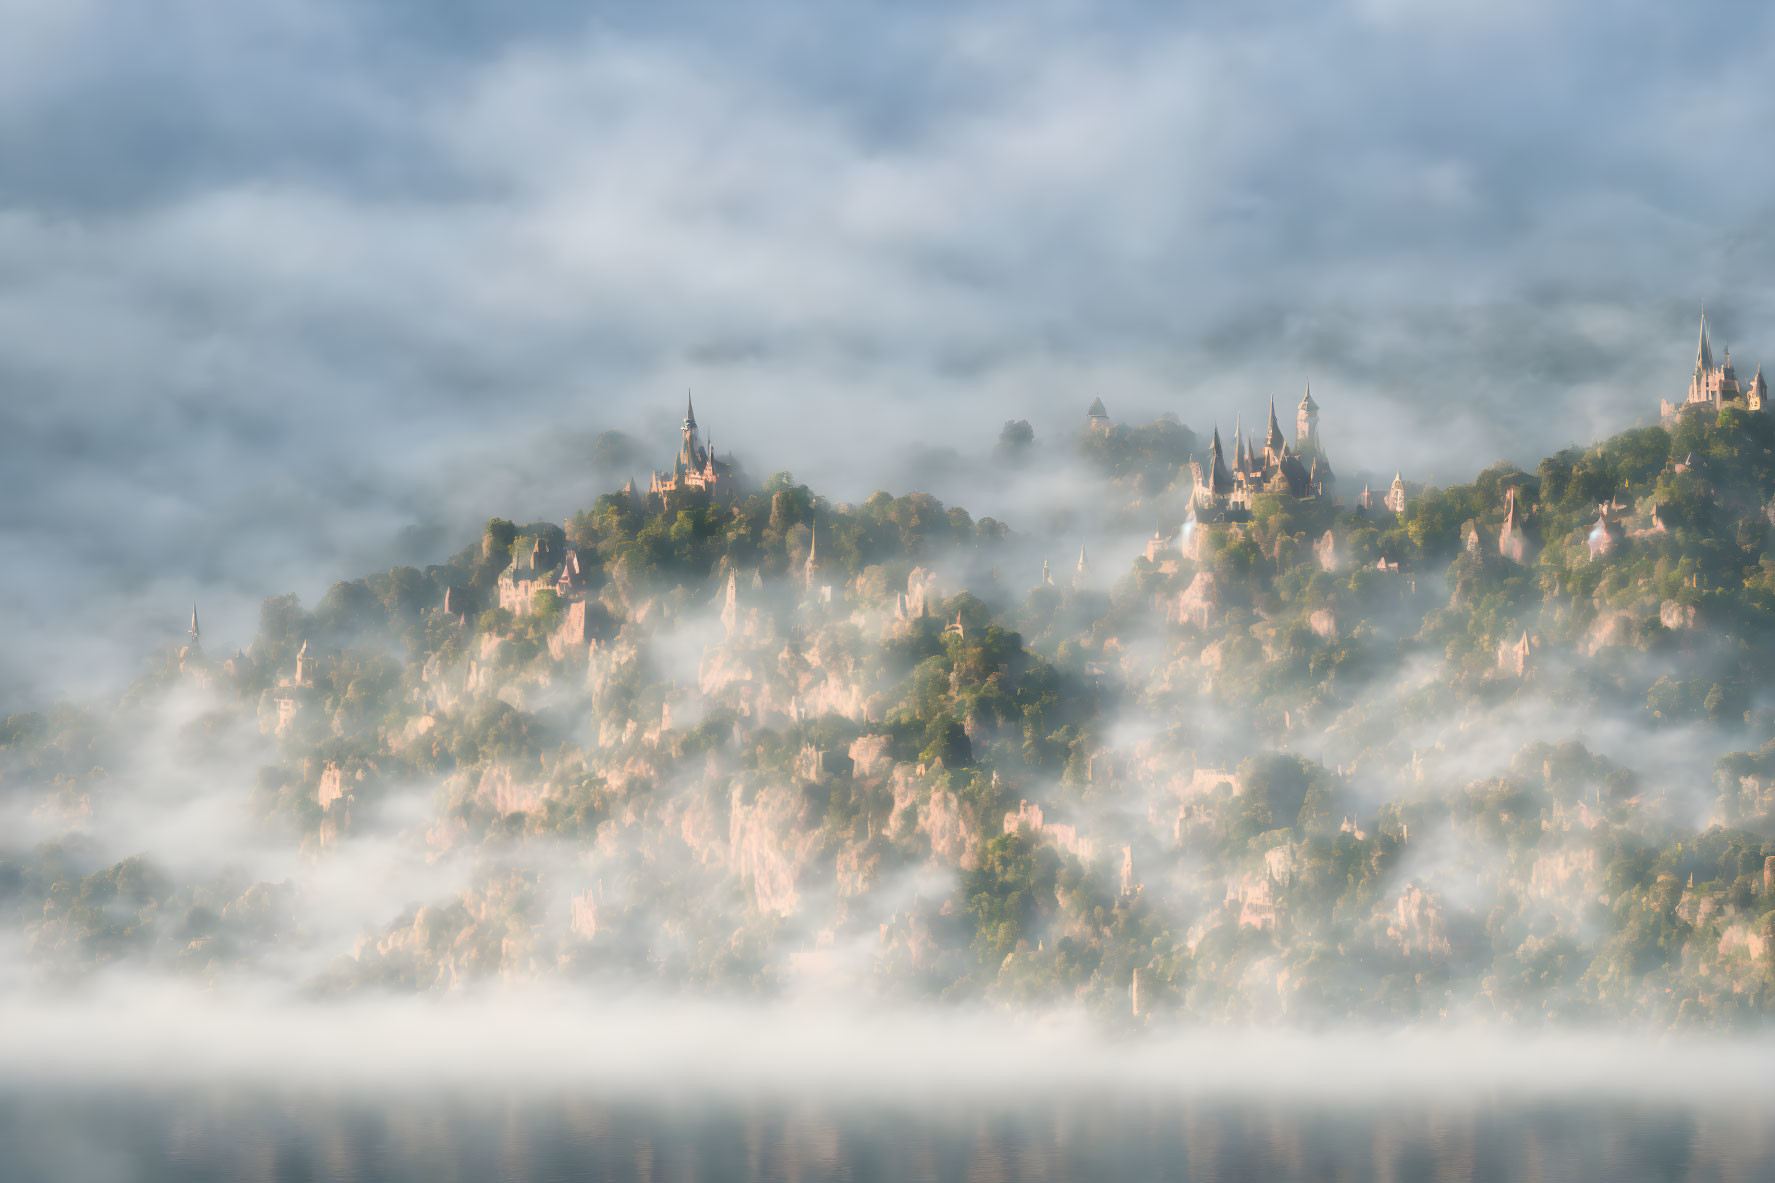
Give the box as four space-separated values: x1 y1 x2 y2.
497 534 561 616
1188 387 1336 518
649 395 734 505
1663 314 1768 419
1086 397 1111 433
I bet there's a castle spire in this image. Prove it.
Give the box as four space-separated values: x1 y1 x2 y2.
189 603 200 641
1205 425 1234 494
1076 544 1088 574
684 390 697 428
1696 312 1714 374
1266 396 1285 452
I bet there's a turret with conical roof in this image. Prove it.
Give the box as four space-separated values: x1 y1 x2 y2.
1296 380 1320 452
1190 426 1236 508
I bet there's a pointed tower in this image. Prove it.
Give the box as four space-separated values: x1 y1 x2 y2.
1264 397 1287 466
1296 381 1319 451
188 603 201 645
679 391 704 470
1076 544 1089 577
1190 426 1236 508
1749 365 1767 412
1686 313 1720 409
803 524 824 591
1384 471 1407 516
1086 397 1110 432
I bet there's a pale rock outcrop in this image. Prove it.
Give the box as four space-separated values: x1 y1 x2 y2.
848 735 892 778
1226 875 1279 931
1385 883 1449 956
727 783 824 916
1660 600 1699 631
1175 572 1222 628
317 762 347 811
1582 609 1635 655
1527 847 1597 904
1003 799 1084 857
569 890 598 940
885 765 982 868
474 763 551 816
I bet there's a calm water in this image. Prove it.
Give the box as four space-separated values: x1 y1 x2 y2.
3 1088 1771 1183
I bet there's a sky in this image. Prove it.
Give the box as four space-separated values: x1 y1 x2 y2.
4 0 1775 709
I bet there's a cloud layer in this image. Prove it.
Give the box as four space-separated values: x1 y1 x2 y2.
5 0 1775 707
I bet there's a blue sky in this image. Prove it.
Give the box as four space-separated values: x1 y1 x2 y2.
2 0 1774 705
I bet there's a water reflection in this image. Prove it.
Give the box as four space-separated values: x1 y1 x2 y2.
2 1087 1769 1182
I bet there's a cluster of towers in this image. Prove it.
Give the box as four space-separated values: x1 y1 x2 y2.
648 395 732 504
1662 313 1767 420
1188 385 1336 517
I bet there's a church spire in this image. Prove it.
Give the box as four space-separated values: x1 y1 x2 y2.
684 391 697 428
1696 312 1714 374
189 603 200 642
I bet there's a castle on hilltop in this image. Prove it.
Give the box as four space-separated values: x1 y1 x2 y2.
1188 385 1336 517
1662 313 1767 420
648 395 734 506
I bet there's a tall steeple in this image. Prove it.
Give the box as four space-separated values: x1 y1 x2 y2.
189 603 201 643
1266 396 1286 456
679 390 704 470
1696 312 1714 375
803 523 823 591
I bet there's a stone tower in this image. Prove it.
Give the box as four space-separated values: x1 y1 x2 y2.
1296 381 1319 451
